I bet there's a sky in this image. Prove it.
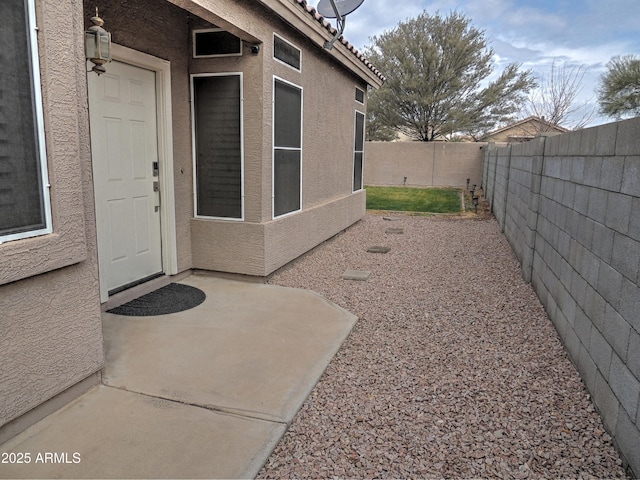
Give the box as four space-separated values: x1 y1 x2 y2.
321 0 640 127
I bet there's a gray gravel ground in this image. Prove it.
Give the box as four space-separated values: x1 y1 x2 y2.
258 212 628 479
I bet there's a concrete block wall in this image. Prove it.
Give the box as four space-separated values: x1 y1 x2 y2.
502 138 545 282
365 141 484 188
481 145 496 208
482 118 640 477
490 145 512 230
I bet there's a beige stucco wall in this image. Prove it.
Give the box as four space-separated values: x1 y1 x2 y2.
484 129 525 143
190 4 369 275
0 0 104 429
365 141 485 188
263 191 366 274
93 0 368 277
192 191 365 276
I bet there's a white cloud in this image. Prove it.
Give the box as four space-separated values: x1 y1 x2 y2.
334 0 424 48
510 40 632 68
502 7 565 30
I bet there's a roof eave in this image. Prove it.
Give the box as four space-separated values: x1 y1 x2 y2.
169 0 263 43
255 0 384 89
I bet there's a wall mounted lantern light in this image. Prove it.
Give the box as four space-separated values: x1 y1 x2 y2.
85 8 111 75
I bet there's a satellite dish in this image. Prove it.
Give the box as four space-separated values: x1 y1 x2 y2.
316 0 365 49
317 0 364 18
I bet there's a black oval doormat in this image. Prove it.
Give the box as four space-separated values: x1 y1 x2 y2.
107 283 206 316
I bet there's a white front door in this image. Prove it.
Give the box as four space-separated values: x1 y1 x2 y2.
89 60 163 297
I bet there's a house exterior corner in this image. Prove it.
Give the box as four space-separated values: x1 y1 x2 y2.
1 0 382 440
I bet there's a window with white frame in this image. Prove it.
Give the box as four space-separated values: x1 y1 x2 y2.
192 73 244 219
0 0 52 242
353 111 365 191
355 87 365 104
274 34 301 71
273 78 302 217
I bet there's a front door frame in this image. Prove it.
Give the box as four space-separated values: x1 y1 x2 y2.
91 44 178 302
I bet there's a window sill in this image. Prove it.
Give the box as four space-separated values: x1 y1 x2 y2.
0 226 87 286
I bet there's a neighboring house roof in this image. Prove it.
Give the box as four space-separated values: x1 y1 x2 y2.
482 116 569 142
293 0 385 83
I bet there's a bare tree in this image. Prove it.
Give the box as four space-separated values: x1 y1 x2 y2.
526 58 596 131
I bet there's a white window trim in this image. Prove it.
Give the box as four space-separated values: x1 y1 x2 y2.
355 87 365 105
273 33 302 72
192 28 243 58
190 72 245 222
1 0 52 244
353 109 366 192
272 76 303 219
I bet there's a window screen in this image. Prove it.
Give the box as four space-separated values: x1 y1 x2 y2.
193 74 243 218
193 29 242 57
353 111 365 191
274 35 301 71
274 150 301 217
355 87 365 104
0 0 50 240
273 79 302 217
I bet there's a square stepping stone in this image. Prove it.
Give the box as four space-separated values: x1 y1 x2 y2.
367 246 391 254
342 270 371 281
385 228 404 234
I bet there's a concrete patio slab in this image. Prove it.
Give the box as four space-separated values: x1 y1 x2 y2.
0 386 285 479
0 274 357 479
102 275 357 424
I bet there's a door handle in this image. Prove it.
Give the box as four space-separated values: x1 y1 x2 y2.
153 181 161 212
